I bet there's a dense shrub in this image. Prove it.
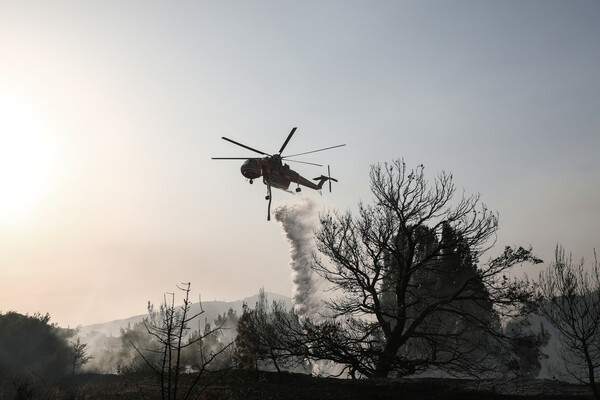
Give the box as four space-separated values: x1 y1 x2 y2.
0 312 72 380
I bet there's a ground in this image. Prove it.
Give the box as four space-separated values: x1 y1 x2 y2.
1 370 597 400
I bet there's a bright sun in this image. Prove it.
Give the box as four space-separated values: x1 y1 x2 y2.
0 95 59 227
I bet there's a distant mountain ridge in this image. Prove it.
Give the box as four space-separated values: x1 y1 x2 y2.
78 292 292 338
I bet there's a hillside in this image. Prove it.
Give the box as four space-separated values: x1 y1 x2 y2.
78 292 291 338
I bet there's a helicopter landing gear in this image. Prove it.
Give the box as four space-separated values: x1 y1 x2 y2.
249 179 253 184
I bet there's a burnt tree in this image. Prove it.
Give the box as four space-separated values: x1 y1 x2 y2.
308 160 540 378
538 246 600 399
130 283 231 400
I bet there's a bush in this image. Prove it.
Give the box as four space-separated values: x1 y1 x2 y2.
0 312 72 380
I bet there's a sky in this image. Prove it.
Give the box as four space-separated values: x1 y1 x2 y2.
1 1 599 327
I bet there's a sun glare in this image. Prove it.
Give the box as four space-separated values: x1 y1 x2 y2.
0 95 59 227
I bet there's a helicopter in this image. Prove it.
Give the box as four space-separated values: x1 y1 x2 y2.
212 127 345 220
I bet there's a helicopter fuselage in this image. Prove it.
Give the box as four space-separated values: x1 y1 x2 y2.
241 157 325 192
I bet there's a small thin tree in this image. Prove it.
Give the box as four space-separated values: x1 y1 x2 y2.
130 282 230 400
538 246 600 399
69 337 93 374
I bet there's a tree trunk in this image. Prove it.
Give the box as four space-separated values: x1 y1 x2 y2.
373 332 404 378
584 349 600 400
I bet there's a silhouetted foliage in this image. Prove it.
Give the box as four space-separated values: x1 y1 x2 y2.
0 312 73 380
505 319 551 378
118 319 159 374
68 337 94 374
235 289 306 373
182 307 238 371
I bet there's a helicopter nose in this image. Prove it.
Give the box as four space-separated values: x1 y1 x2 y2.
241 163 261 179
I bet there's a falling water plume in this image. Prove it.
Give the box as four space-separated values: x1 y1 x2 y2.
274 198 321 318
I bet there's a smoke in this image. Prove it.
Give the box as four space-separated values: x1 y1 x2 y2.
274 198 322 318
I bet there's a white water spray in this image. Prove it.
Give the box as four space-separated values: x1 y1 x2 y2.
274 198 322 318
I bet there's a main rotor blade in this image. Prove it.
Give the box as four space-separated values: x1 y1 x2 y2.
221 137 270 156
212 157 261 160
278 127 297 155
286 159 323 167
283 143 346 159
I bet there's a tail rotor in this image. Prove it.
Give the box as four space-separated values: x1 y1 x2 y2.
313 165 338 192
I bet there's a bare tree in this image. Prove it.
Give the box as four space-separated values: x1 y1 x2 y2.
302 160 540 378
130 283 231 400
538 246 600 399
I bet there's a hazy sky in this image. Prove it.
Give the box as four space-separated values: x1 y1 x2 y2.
1 1 599 327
